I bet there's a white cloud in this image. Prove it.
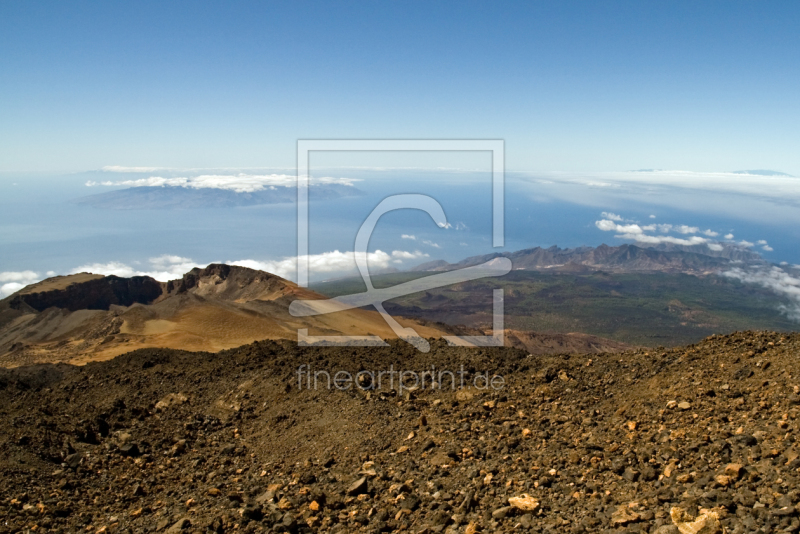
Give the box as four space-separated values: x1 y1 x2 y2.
703 230 719 237
595 219 709 247
0 270 42 298
525 170 800 203
595 219 620 232
649 214 656 219
437 222 453 229
8 248 432 296
600 212 623 221
86 173 357 193
757 240 768 245
71 255 207 281
762 245 774 252
401 234 416 240
390 250 429 260
0 270 40 283
723 266 800 321
724 233 734 240
707 243 724 251
739 240 755 248
231 249 427 280
150 255 193 267
422 240 441 249
72 261 138 278
675 225 699 234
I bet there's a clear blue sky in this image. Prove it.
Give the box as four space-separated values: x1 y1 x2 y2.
1 1 798 174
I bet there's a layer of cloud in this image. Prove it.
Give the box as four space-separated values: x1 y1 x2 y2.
422 240 441 249
723 266 800 321
401 234 416 240
390 250 428 260
0 270 41 298
524 170 800 202
601 212 624 221
2 247 433 297
86 174 357 193
71 255 205 281
595 213 776 254
230 249 426 279
595 218 711 246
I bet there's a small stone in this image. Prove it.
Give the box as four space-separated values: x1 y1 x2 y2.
725 463 743 479
171 439 186 455
678 401 691 410
508 494 539 512
347 477 368 496
715 474 731 486
309 500 320 511
611 504 640 526
65 453 83 469
207 487 221 496
623 467 640 482
670 507 721 534
667 400 678 409
155 393 188 411
165 517 190 533
491 506 512 519
455 390 474 401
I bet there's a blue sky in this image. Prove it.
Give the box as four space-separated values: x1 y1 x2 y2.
2 1 799 173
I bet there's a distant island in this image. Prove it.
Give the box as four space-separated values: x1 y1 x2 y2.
72 183 363 209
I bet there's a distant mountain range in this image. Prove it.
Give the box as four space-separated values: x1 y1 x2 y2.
413 243 764 275
314 242 794 347
73 183 363 209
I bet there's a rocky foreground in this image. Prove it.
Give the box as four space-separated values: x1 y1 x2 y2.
0 331 799 533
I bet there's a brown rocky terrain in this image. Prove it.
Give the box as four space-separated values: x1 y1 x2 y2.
0 266 637 368
0 330 798 533
0 265 446 367
504 330 633 355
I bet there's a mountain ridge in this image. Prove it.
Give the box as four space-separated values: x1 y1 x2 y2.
0 264 445 367
412 242 764 274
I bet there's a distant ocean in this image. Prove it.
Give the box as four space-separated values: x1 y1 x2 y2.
0 171 797 282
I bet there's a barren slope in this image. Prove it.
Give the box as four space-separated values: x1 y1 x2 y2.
0 331 798 533
0 265 446 367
